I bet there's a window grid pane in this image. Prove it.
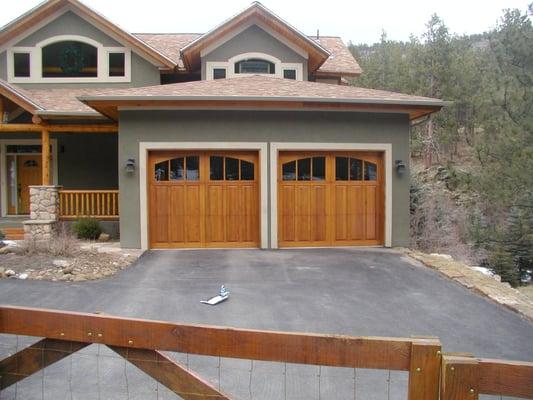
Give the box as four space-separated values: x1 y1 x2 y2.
169 158 184 181
225 157 239 181
213 68 226 79
335 157 349 181
186 156 200 181
297 158 311 181
282 161 296 181
155 161 168 181
364 161 377 181
109 52 125 77
283 69 296 80
210 156 224 180
312 157 326 180
349 158 363 181
14 53 30 77
241 160 254 180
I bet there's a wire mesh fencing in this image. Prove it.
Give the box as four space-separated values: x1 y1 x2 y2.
0 334 412 400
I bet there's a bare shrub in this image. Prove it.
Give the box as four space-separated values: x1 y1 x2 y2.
49 223 80 257
17 223 80 257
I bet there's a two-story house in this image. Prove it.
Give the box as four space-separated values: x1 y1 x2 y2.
0 0 444 250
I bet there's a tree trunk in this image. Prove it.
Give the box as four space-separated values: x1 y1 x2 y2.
424 115 434 168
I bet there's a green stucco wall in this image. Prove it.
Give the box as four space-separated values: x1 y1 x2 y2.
0 11 160 88
201 25 308 80
117 110 411 249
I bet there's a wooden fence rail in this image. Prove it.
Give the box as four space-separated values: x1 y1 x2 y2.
59 189 119 220
1 306 532 399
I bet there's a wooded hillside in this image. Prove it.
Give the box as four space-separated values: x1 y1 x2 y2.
348 5 532 285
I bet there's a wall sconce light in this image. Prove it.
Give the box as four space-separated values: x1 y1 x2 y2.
395 160 406 175
125 158 136 173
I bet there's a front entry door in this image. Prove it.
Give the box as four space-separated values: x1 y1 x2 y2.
17 155 42 214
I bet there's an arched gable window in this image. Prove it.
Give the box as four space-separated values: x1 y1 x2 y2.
234 58 275 74
42 40 98 78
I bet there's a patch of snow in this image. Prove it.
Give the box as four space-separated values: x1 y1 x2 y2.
471 266 494 277
3 240 19 247
430 253 453 260
18 273 28 280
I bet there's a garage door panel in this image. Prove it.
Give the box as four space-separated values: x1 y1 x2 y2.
295 186 311 242
206 185 225 243
365 186 377 240
243 184 258 242
335 185 347 241
280 185 295 242
348 186 365 240
151 186 169 244
311 185 327 242
185 185 202 243
168 186 185 243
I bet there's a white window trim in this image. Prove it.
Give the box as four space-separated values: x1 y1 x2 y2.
206 63 229 80
138 142 269 251
206 52 304 81
281 63 303 81
269 142 393 248
0 139 58 217
7 34 131 83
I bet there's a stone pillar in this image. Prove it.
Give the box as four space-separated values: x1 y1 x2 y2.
23 185 62 243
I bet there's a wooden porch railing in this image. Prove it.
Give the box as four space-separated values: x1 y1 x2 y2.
0 306 531 399
59 189 119 220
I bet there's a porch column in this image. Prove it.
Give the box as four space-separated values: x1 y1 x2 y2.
41 129 50 185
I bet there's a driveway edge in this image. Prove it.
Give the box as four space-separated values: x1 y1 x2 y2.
402 249 533 322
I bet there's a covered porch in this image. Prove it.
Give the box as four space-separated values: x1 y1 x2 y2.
0 82 120 239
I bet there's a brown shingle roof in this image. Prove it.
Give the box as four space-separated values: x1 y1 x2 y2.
312 37 361 76
134 34 201 70
133 33 361 76
0 79 110 117
80 75 439 104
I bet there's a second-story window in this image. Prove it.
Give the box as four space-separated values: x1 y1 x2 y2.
213 68 226 79
234 58 275 74
42 41 97 78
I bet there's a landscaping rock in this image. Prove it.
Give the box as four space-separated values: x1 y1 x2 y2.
0 246 14 255
98 233 111 242
62 266 74 274
53 259 71 268
0 267 5 278
5 269 16 277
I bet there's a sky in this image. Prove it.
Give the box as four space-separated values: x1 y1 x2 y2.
1 0 530 44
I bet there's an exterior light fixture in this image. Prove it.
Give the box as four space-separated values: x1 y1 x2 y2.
125 158 136 173
395 160 406 175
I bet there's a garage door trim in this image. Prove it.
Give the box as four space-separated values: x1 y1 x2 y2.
139 142 268 250
270 142 392 248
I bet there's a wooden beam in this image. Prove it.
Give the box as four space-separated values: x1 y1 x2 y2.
0 338 89 390
110 346 232 400
440 355 479 400
408 338 442 400
0 123 118 133
0 306 412 371
41 129 50 185
478 358 533 398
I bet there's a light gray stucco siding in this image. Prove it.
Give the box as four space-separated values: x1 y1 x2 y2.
0 12 161 87
118 110 411 249
201 25 308 80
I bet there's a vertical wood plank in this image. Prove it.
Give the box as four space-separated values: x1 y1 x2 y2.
408 338 442 400
41 130 50 185
440 355 479 400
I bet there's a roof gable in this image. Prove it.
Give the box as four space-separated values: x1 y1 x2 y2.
0 0 176 69
180 2 330 73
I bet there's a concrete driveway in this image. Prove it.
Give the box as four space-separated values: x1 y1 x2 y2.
0 248 532 399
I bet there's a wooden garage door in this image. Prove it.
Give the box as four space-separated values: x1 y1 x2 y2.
149 151 259 248
278 151 384 247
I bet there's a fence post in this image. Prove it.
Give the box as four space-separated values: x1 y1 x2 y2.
407 337 442 400
440 355 479 400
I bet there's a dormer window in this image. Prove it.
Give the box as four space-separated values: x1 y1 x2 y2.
234 59 275 74
42 41 97 78
7 35 131 83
